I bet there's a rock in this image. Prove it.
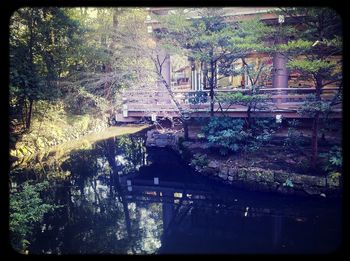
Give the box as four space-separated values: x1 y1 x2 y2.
246 171 259 182
202 166 219 176
236 168 247 180
303 186 321 195
326 174 341 188
221 166 229 175
228 167 238 177
299 175 326 187
218 173 228 180
258 169 274 183
274 171 290 183
208 160 219 169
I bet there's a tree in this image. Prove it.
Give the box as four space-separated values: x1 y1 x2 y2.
155 9 273 118
66 8 155 119
277 7 342 168
215 56 272 128
9 8 82 130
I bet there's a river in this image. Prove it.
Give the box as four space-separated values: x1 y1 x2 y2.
17 130 342 254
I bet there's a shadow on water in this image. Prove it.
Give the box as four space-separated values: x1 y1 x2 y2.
25 130 342 254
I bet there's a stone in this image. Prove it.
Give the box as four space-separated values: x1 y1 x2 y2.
299 175 326 187
274 171 290 183
221 166 229 175
218 173 228 180
258 170 274 183
236 168 247 180
246 171 258 182
228 167 238 177
208 160 219 169
303 186 322 195
326 174 341 188
202 166 218 176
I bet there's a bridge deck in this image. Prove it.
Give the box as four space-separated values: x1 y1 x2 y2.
117 87 342 121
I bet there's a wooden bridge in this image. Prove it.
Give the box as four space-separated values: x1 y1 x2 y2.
116 86 342 122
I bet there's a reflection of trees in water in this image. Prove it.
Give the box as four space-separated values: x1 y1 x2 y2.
114 135 148 174
31 133 163 254
128 202 163 254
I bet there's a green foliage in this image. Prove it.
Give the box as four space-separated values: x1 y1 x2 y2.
283 119 304 153
319 146 342 173
287 59 337 74
158 8 272 112
275 8 342 88
298 94 332 117
191 153 209 168
10 181 57 252
276 39 313 53
202 117 277 155
283 178 294 188
9 8 81 100
247 118 279 151
188 91 208 104
202 117 247 155
216 91 270 106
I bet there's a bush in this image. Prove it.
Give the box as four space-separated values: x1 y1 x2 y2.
283 119 304 153
202 117 249 155
188 91 208 104
202 117 278 155
320 145 342 174
190 153 209 168
10 181 57 253
247 118 279 152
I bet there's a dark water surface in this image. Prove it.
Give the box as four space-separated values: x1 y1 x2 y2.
27 131 342 254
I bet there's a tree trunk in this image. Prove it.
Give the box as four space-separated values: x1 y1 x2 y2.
183 120 189 140
155 60 190 140
26 98 33 130
310 74 322 169
311 112 320 169
209 60 215 117
106 138 132 238
247 106 252 129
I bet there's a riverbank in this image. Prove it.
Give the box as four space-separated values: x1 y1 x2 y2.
10 121 151 169
144 129 342 198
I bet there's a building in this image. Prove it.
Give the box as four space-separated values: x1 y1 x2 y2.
144 7 341 92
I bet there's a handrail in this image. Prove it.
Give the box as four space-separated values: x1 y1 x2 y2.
172 87 340 94
123 87 340 94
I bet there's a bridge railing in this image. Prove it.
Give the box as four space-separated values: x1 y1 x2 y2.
171 87 341 109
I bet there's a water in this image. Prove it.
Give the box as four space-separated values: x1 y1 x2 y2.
25 131 342 254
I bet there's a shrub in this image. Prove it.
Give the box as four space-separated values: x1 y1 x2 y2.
10 181 57 253
190 153 209 168
202 117 249 155
320 145 342 173
283 119 304 153
247 118 279 152
188 91 208 104
202 117 278 155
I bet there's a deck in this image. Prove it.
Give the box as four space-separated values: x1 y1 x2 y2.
116 86 342 122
